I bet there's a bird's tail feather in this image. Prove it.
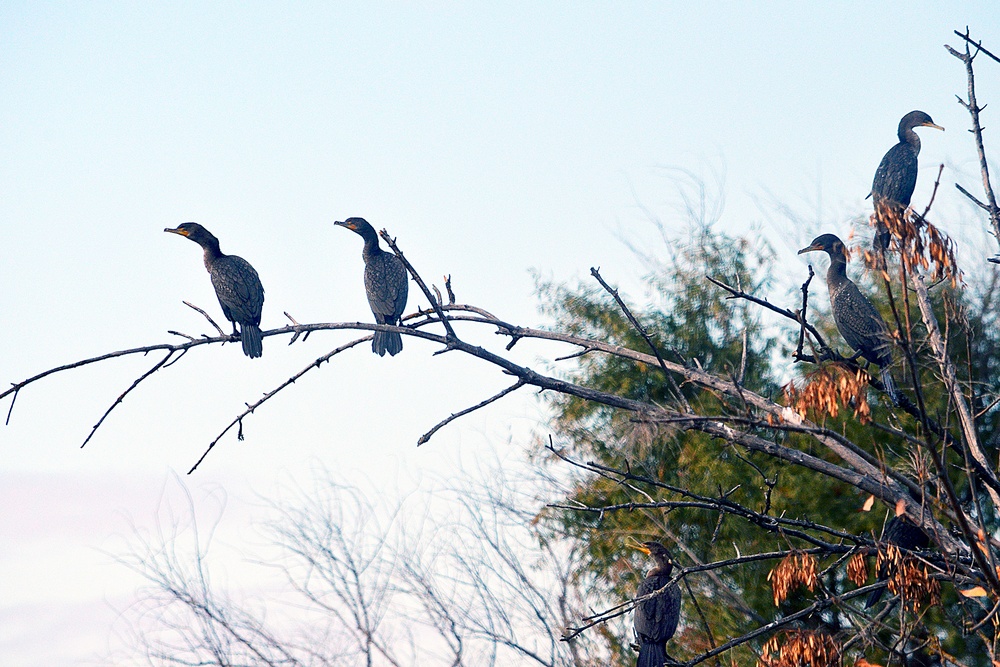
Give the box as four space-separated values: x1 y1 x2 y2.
865 583 886 609
373 330 403 357
241 324 263 359
873 224 890 255
637 642 668 667
881 367 900 406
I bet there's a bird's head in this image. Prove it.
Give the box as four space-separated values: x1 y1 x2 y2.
164 222 216 246
628 538 674 569
900 110 944 133
334 217 375 236
798 233 848 262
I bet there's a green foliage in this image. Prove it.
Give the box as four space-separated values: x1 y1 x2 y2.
535 219 1000 665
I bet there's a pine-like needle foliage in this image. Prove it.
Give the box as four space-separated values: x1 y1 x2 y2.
534 220 1000 665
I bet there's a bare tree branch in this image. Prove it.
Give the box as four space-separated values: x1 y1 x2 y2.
947 29 1000 248
417 379 527 446
81 350 176 449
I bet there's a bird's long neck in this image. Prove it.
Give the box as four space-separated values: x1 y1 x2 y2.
825 251 850 289
650 559 673 578
899 126 921 154
197 235 224 268
359 226 382 260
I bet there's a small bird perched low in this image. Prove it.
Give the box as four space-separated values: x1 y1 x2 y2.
631 540 682 667
164 222 265 358
334 217 409 356
865 515 930 608
798 234 900 405
870 110 944 253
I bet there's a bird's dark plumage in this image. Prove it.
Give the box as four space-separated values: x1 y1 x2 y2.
865 516 930 608
798 234 899 404
335 217 408 356
870 111 943 252
165 223 265 358
633 541 681 667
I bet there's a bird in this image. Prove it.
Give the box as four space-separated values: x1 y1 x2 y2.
870 110 944 253
334 217 409 356
164 223 265 358
865 515 929 608
632 540 682 667
798 234 900 405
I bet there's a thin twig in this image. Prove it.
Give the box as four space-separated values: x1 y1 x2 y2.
379 229 458 342
591 266 689 410
81 351 176 448
183 301 226 337
956 183 991 212
591 267 676 373
952 28 1000 65
5 387 18 425
554 347 594 362
794 266 815 359
417 380 526 446
187 336 372 473
707 274 830 356
444 274 456 304
947 29 1000 247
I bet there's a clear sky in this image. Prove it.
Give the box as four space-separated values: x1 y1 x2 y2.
2 3 998 663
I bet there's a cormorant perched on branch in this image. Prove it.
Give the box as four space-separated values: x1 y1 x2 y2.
165 223 265 358
865 516 930 608
632 541 681 667
334 217 408 356
870 110 944 252
798 234 900 404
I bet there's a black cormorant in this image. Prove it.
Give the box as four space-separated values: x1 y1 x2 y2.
165 223 265 358
632 541 682 667
334 217 408 356
870 110 944 252
798 234 899 404
865 516 930 608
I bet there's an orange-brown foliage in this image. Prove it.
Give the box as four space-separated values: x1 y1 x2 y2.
867 206 961 286
768 552 819 607
783 366 871 424
847 551 868 588
876 544 941 610
758 629 841 667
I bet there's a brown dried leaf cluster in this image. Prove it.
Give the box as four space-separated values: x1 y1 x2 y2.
768 552 819 606
783 366 871 424
867 206 961 285
847 551 868 587
877 545 941 610
758 629 841 667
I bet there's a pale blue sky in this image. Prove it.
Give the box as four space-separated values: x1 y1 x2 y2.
2 3 998 663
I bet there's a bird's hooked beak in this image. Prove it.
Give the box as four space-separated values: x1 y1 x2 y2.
625 536 652 555
334 219 358 231
164 227 190 237
921 121 945 131
798 243 821 255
